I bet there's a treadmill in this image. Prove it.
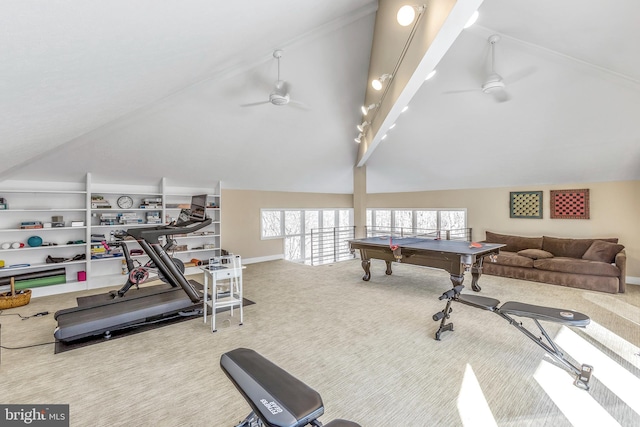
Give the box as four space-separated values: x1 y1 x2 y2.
54 195 212 343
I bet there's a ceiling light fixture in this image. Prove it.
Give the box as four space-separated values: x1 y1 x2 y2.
371 73 392 91
389 123 396 130
357 121 370 132
361 102 380 115
401 106 409 113
354 133 364 144
464 10 479 29
397 4 426 26
424 69 437 81
381 134 388 140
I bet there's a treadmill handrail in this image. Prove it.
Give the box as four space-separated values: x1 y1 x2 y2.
127 217 212 243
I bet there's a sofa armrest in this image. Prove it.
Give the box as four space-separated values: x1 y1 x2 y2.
615 249 626 293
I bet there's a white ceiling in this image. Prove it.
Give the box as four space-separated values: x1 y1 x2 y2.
2 0 640 194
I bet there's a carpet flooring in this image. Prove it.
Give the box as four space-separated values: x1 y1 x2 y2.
0 259 638 426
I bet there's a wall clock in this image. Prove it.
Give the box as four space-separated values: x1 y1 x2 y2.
117 195 134 209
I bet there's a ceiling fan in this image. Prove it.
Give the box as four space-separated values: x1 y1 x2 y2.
241 50 309 109
444 34 535 103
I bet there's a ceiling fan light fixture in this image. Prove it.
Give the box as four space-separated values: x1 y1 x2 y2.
397 5 425 26
372 73 392 90
464 10 479 29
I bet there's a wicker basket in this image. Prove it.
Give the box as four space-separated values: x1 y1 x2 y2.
0 277 32 310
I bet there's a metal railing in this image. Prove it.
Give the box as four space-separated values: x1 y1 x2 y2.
309 226 356 266
365 226 472 241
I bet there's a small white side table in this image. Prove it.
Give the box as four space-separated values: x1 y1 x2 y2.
202 255 243 332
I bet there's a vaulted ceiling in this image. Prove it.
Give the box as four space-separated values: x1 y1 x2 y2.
2 0 639 194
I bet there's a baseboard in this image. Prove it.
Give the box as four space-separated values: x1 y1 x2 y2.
242 254 284 264
625 276 640 286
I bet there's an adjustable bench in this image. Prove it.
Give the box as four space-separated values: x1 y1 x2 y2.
432 285 593 390
220 348 361 427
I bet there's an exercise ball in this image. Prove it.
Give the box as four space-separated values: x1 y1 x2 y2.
27 236 43 247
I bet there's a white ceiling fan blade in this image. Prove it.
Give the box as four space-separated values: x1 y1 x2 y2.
240 100 271 107
503 65 537 85
442 88 480 95
288 99 311 110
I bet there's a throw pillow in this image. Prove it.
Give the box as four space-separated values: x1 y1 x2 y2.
517 249 554 260
582 240 624 264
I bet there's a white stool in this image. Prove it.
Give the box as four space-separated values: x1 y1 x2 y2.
202 255 243 332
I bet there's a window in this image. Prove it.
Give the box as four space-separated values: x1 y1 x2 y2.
260 208 354 263
367 208 467 235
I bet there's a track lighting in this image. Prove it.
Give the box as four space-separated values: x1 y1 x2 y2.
397 4 425 26
356 121 370 133
354 133 364 144
360 102 380 116
371 73 392 91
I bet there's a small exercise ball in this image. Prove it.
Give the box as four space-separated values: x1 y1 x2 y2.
27 236 43 247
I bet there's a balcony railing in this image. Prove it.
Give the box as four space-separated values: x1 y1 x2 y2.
309 226 356 266
365 226 472 241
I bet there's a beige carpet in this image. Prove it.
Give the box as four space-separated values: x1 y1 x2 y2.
0 259 638 426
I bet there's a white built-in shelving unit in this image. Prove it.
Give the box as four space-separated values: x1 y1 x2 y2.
0 174 221 297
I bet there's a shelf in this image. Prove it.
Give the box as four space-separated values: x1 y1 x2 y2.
0 259 87 273
0 208 86 212
91 191 162 196
174 248 220 254
0 244 86 252
172 234 220 240
92 208 162 212
91 223 163 228
0 189 86 194
0 226 87 233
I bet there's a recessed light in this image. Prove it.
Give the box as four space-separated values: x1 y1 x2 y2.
381 134 388 140
425 70 436 80
389 123 396 129
401 106 409 113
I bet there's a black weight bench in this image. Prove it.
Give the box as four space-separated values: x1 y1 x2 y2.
433 285 593 390
220 348 361 427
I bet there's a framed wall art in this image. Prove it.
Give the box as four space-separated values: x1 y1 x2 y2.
510 191 543 219
550 189 590 219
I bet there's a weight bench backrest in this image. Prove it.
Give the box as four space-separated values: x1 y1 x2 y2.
498 301 590 327
220 348 325 427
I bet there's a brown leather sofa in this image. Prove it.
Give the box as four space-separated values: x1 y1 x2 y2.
482 231 626 294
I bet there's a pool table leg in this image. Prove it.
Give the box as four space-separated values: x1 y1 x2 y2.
449 273 464 289
470 263 483 292
385 260 393 275
361 259 371 281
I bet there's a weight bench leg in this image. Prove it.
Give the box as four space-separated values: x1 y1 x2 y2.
499 314 593 390
433 299 454 340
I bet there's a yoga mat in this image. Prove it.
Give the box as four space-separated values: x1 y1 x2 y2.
14 275 66 290
0 268 66 285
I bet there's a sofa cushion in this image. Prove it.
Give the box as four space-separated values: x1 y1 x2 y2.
534 257 620 277
582 240 625 264
517 249 554 260
485 231 542 252
542 236 619 259
491 251 534 268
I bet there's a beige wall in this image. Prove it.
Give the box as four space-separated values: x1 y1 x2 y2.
367 180 640 278
221 189 352 259
221 181 639 278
